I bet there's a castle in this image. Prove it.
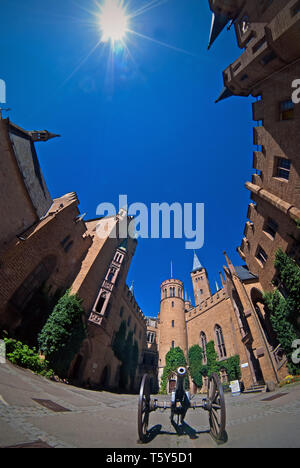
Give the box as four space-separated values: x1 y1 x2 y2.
155 0 300 393
0 0 299 395
156 251 288 393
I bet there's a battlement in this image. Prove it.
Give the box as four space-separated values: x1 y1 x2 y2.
185 288 228 322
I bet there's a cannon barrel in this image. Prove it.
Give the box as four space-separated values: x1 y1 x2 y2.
175 366 187 395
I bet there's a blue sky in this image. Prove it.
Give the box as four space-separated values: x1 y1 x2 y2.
1 0 254 317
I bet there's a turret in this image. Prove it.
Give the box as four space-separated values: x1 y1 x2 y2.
191 252 211 305
158 278 187 385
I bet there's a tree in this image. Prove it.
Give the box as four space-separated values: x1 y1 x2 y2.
188 345 204 388
263 249 300 374
38 290 86 378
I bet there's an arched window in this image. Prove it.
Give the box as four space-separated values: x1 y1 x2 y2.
178 287 181 297
215 325 227 358
200 332 207 364
107 268 116 282
171 341 175 349
164 289 167 299
96 292 106 313
172 301 174 308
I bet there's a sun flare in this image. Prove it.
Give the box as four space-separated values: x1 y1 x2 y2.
99 0 130 43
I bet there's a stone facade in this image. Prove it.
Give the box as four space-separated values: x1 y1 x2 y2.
207 0 300 291
157 252 289 393
0 117 148 393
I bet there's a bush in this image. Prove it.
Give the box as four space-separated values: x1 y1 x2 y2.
4 338 54 378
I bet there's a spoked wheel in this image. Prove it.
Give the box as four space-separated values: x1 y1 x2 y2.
207 373 226 442
138 374 151 443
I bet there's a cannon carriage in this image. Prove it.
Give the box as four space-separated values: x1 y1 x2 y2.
138 366 226 443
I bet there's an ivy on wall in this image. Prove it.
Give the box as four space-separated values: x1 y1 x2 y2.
263 249 300 375
189 342 241 389
112 321 139 390
160 347 187 394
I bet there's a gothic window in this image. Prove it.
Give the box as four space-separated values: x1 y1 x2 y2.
215 325 227 358
107 268 116 282
171 341 175 349
172 301 174 308
164 289 167 299
172 320 174 328
200 332 207 364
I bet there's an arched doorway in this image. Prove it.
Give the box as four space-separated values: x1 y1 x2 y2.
100 365 110 390
250 288 279 350
7 256 58 345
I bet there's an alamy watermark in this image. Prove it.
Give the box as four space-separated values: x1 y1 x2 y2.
0 79 6 104
292 79 300 104
0 340 6 364
96 195 204 250
292 339 300 365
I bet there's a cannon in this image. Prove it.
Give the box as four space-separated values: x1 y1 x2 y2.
138 367 226 443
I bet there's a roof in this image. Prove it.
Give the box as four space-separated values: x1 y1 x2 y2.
192 251 203 272
234 265 258 282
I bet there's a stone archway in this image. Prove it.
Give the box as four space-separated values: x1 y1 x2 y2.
6 255 58 344
100 365 111 390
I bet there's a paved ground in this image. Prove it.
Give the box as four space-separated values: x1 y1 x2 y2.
0 362 300 448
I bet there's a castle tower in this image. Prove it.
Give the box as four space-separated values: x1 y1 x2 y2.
158 278 187 384
191 252 211 305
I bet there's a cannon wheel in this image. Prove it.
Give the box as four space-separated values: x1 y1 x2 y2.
138 374 151 443
207 373 226 442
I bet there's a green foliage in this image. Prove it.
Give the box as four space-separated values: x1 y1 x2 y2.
188 345 204 388
4 338 54 378
38 290 86 378
188 342 240 392
112 322 140 390
263 249 300 374
160 347 187 394
112 320 127 360
206 341 219 375
219 355 241 381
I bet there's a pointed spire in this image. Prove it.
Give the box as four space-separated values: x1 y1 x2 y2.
28 130 61 142
185 290 188 302
192 251 203 272
215 281 220 292
208 13 230 50
219 271 225 288
130 280 134 294
223 251 236 275
215 86 234 104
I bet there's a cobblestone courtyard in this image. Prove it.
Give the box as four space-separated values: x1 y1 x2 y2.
0 362 299 448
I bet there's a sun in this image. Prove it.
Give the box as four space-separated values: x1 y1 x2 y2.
99 0 130 43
